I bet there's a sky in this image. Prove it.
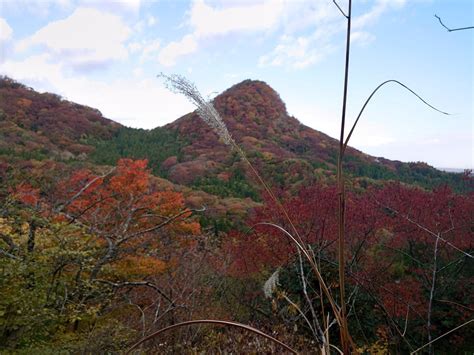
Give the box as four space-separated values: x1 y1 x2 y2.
0 0 472 169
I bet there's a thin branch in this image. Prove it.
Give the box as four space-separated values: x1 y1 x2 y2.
333 0 348 18
253 222 342 327
343 80 449 154
410 319 474 354
435 299 474 312
402 306 409 337
435 15 474 32
65 193 118 225
296 249 326 345
427 233 441 353
321 253 426 321
126 319 298 354
0 248 20 260
55 167 116 213
330 344 344 354
94 279 176 306
381 243 426 267
121 206 205 242
0 233 18 252
281 293 317 341
375 201 473 258
127 299 146 337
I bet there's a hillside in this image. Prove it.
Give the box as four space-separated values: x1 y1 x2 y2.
1 76 473 353
91 79 472 193
165 80 391 186
0 76 120 162
0 76 470 195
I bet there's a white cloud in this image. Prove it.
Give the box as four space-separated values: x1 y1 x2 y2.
132 67 143 77
79 0 142 15
0 54 64 89
156 0 397 68
16 7 131 70
353 0 407 30
128 38 162 62
351 31 376 46
147 15 157 27
418 138 441 145
133 15 156 33
69 77 194 129
259 22 341 69
140 39 161 63
189 0 284 37
259 0 406 69
157 0 288 66
0 0 72 17
259 36 320 68
0 18 13 42
158 35 198 67
278 0 340 34
129 41 143 54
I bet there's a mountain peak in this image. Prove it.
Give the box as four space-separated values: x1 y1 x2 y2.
213 79 287 122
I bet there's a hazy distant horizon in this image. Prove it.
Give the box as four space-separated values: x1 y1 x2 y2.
437 167 472 173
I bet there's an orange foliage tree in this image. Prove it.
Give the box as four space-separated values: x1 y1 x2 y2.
55 158 200 281
0 158 203 350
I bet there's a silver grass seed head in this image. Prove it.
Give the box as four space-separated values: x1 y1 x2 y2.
263 269 280 299
159 73 233 146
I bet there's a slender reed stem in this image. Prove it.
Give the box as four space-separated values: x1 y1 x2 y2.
160 73 345 344
337 0 352 352
126 319 298 354
342 80 449 154
410 319 474 354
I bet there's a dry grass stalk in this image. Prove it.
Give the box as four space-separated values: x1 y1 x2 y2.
159 73 342 350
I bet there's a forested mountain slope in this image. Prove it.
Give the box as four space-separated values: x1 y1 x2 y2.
0 76 472 353
1 76 470 194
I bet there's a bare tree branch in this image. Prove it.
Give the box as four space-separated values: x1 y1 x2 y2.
120 206 205 242
410 319 474 354
94 279 176 306
90 236 116 280
435 15 474 32
65 193 118 225
375 201 473 259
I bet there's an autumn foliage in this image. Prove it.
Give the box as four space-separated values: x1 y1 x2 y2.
0 76 473 352
0 158 205 351
224 183 473 351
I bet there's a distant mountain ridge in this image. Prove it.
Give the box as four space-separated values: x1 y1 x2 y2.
0 76 470 194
